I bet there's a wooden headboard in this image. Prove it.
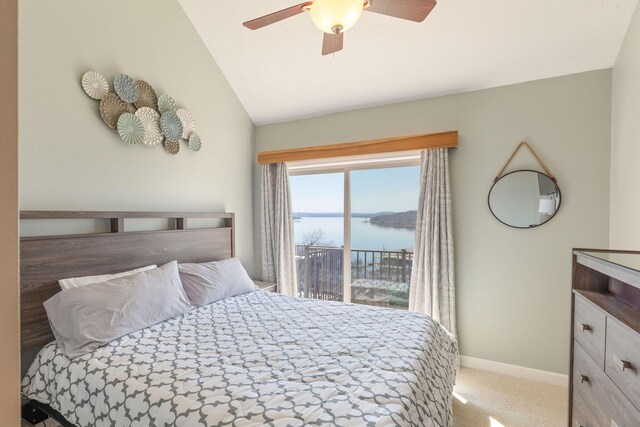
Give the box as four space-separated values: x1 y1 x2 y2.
20 211 235 352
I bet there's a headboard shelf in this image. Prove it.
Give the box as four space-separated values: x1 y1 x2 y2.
20 211 236 351
20 211 235 219
21 227 232 242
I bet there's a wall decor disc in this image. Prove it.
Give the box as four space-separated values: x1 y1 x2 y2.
117 112 145 144
164 139 180 155
134 80 158 110
99 93 129 129
188 133 201 152
135 107 163 146
160 111 183 141
158 94 176 114
176 108 196 139
81 70 109 100
114 74 139 103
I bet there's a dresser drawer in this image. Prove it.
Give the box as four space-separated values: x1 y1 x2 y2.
606 316 640 411
572 389 599 427
574 342 640 427
574 294 606 369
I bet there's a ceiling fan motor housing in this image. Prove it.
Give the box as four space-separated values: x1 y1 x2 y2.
309 0 365 34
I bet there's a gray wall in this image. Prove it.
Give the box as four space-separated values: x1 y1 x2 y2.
255 70 612 374
19 0 257 275
611 4 640 248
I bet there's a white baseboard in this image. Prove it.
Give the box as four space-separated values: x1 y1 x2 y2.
460 355 568 388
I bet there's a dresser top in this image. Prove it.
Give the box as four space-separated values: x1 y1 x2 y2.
575 250 640 290
580 250 640 271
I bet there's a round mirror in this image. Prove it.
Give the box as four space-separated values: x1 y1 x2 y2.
488 170 561 229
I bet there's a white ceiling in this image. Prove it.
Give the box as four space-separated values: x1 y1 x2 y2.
179 0 637 125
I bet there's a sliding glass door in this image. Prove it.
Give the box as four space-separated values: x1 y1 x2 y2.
289 159 420 309
350 167 419 309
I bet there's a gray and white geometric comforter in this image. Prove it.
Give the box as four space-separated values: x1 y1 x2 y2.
22 291 459 427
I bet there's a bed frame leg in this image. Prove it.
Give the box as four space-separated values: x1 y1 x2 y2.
21 401 49 425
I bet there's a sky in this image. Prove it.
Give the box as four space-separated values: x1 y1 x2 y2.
290 166 420 213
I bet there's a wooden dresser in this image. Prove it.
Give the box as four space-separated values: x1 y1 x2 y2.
571 250 640 427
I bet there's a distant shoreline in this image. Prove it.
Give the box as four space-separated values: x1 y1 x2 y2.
369 211 417 228
294 211 417 229
293 212 388 218
370 222 416 229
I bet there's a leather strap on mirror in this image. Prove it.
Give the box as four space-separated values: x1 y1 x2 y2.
494 141 557 183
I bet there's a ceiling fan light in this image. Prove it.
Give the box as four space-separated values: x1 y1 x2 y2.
310 0 364 34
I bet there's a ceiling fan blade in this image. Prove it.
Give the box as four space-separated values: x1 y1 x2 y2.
366 0 436 22
322 32 344 56
243 2 312 30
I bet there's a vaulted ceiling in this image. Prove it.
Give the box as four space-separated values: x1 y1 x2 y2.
179 0 637 125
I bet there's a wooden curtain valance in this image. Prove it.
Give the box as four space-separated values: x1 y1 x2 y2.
257 131 458 165
494 141 557 183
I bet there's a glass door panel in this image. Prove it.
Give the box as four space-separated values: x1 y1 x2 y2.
349 166 420 309
290 173 344 301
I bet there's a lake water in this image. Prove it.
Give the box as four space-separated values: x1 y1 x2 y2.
293 216 415 251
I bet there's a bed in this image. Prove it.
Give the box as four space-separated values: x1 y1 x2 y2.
20 211 459 427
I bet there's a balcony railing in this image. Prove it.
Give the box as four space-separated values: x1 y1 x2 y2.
294 245 413 307
295 246 344 301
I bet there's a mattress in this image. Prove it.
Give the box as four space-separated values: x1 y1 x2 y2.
22 290 459 427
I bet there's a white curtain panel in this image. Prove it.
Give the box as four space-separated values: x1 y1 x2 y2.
261 163 297 296
409 148 457 336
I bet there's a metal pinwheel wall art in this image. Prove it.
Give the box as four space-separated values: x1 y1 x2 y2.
81 70 201 155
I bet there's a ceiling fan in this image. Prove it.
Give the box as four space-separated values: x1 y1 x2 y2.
243 0 437 56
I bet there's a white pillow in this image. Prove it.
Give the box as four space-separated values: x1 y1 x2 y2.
45 261 192 359
58 265 157 289
178 258 257 307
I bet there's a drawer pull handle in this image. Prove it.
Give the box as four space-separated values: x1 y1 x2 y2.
578 322 591 332
620 359 633 372
579 374 589 383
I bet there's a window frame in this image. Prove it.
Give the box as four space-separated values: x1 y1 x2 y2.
288 153 421 303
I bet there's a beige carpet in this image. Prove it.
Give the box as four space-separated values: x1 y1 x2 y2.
453 368 568 427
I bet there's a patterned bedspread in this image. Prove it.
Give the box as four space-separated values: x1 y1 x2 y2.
22 290 459 427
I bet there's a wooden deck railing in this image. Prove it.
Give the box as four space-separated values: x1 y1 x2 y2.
351 248 413 283
294 245 413 302
295 246 344 301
